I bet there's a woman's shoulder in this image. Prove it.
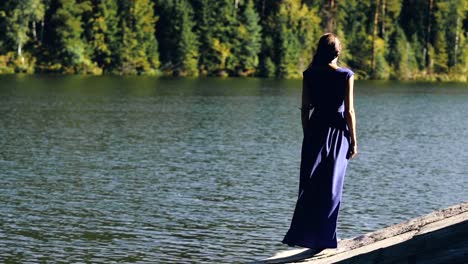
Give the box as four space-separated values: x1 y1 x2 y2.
336 67 354 80
303 66 354 75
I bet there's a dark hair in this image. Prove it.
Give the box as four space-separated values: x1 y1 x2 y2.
310 33 342 68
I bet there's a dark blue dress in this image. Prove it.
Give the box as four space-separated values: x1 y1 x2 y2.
282 67 354 249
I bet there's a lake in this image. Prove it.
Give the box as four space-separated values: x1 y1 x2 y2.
0 76 467 263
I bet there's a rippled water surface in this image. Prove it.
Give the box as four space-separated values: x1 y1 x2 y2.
0 76 467 263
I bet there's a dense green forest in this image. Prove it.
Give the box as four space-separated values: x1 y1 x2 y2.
0 0 466 80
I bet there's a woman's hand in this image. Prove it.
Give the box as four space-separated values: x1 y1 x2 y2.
347 144 358 159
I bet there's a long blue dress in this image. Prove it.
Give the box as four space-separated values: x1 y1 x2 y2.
282 66 354 249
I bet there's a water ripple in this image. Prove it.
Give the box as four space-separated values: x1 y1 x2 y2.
0 77 467 263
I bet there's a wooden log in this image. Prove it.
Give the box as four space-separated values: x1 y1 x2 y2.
252 202 468 264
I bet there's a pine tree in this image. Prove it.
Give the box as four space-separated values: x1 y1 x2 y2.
235 0 262 76
258 35 276 77
432 30 448 73
387 26 417 79
278 22 299 78
154 0 175 73
377 0 401 78
332 0 358 66
333 0 373 76
277 0 320 78
172 0 199 76
86 0 119 73
296 4 321 71
374 38 389 79
444 0 465 71
260 56 276 77
399 0 429 69
214 1 238 76
191 0 210 75
257 0 281 78
432 0 449 74
192 0 238 76
49 0 97 73
409 33 425 71
382 0 401 37
119 0 160 75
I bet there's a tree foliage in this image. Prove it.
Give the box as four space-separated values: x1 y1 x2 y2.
119 0 159 75
86 0 120 73
0 0 465 80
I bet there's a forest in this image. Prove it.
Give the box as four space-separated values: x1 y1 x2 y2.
0 0 466 80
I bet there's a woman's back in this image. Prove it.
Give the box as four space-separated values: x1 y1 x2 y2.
303 67 354 113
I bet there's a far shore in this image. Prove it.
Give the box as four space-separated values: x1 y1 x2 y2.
0 73 466 83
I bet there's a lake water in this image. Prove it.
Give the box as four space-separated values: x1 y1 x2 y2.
0 76 467 263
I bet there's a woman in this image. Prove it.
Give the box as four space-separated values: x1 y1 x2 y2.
282 33 358 253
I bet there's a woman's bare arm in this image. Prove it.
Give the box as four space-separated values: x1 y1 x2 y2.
344 75 357 159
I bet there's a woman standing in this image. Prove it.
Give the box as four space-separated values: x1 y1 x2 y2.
282 33 358 253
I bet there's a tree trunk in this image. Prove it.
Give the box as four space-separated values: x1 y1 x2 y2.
40 20 44 43
454 16 460 66
371 0 380 76
18 42 24 64
381 0 386 38
235 0 239 9
425 0 434 69
325 0 336 32
32 21 37 40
